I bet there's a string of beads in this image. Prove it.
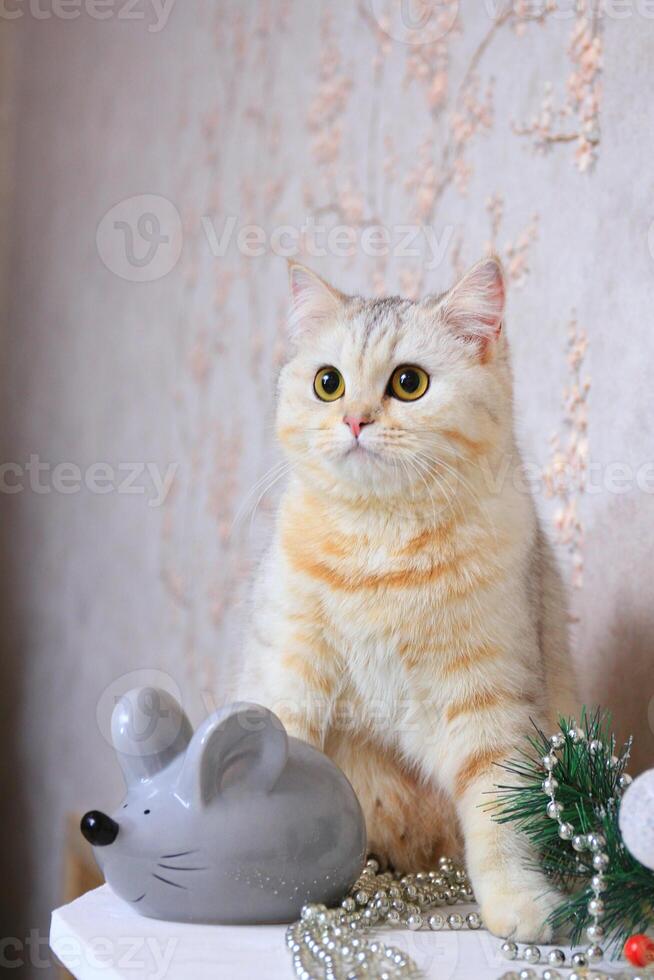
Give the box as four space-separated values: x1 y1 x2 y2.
287 855 480 979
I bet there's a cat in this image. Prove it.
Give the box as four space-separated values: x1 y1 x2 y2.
237 256 579 941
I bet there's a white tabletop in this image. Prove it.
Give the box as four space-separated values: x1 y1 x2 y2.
50 885 616 980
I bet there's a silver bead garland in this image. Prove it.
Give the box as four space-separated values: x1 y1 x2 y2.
286 855 480 979
499 719 638 980
541 722 612 967
498 971 651 979
286 720 636 980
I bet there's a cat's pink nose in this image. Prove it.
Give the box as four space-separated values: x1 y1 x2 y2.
343 415 374 439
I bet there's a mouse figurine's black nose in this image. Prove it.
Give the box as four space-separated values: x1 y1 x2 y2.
80 810 119 846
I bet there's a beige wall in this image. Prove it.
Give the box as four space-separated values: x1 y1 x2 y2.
2 1 654 967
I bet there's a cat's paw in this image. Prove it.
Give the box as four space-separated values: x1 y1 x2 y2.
480 881 561 943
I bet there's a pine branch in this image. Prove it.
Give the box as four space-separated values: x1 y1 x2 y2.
490 708 654 953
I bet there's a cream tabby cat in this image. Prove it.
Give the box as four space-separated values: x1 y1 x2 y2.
238 256 578 941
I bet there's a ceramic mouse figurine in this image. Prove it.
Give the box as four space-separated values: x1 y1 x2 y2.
81 687 367 924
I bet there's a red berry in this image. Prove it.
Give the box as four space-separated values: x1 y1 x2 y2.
624 934 654 967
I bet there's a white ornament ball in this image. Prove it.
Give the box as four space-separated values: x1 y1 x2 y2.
619 767 654 870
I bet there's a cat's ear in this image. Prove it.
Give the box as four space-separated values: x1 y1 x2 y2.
287 261 346 337
438 256 505 355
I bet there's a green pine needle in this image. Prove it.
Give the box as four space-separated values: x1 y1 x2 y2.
489 707 654 953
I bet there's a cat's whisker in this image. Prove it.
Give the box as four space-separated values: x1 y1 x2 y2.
420 462 489 553
403 449 452 529
409 450 465 523
419 450 502 549
414 440 502 529
231 457 289 531
413 455 455 506
235 459 287 506
408 453 455 527
245 448 316 531
247 462 298 532
410 441 488 511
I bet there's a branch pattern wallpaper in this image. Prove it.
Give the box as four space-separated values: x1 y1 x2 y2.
4 0 654 946
160 1 602 687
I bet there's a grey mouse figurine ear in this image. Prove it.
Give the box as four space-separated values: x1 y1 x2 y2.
111 687 193 787
177 702 289 806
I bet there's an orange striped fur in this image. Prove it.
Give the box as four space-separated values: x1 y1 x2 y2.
454 747 508 799
238 258 579 942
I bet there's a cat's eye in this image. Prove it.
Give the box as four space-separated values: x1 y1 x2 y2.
314 366 345 402
388 365 429 402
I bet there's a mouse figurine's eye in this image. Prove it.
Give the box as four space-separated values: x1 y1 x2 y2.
388 365 429 402
314 366 345 402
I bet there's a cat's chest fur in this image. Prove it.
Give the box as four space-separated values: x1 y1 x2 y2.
280 488 521 710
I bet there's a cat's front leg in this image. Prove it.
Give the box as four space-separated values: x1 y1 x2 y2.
452 744 561 942
239 596 341 751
